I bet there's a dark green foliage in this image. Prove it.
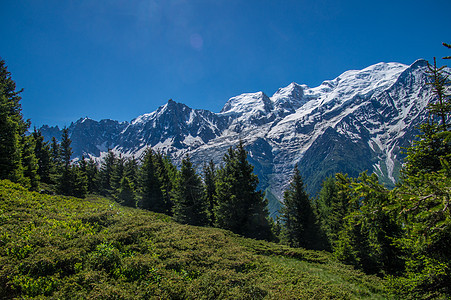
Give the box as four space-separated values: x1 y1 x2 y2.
138 148 167 213
203 160 217 226
386 47 451 295
60 127 72 168
117 176 136 207
123 156 139 190
58 165 88 198
214 141 273 241
280 166 321 249
333 173 403 275
85 157 99 194
32 129 53 184
153 151 177 215
173 155 209 226
316 175 351 251
20 135 39 191
98 149 116 196
0 58 29 184
426 57 450 131
110 154 125 199
54 131 88 198
50 137 61 167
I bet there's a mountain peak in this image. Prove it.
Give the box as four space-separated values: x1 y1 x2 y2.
271 82 308 112
220 91 272 115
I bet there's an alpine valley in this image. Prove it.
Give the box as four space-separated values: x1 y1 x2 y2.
40 59 436 216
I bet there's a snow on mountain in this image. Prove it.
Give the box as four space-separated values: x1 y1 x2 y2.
40 59 436 215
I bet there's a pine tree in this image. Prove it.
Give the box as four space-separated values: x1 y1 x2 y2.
386 44 451 295
333 172 402 275
50 137 61 167
280 166 318 249
117 176 136 208
99 149 116 196
32 128 52 184
173 155 209 225
203 160 217 226
215 141 273 240
153 151 176 215
85 157 99 194
315 175 351 250
124 156 139 189
110 154 125 200
0 58 29 183
57 127 72 195
139 148 166 213
60 127 72 168
20 135 39 190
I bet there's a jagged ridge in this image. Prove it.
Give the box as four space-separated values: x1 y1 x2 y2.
41 59 435 215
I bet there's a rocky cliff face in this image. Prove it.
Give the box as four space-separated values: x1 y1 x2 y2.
41 59 435 212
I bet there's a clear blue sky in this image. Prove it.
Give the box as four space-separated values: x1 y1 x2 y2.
1 0 450 128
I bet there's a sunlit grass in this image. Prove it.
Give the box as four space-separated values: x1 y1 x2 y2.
0 179 388 299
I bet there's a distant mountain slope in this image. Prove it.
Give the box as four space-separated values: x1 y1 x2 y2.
41 59 435 208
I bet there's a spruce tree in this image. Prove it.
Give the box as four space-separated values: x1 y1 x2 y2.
203 160 217 226
58 127 72 195
215 141 273 240
139 148 166 213
50 137 61 167
0 58 29 183
280 166 318 249
110 154 125 199
124 156 139 189
173 155 209 225
60 127 72 168
315 175 351 250
386 44 451 295
85 157 99 194
99 149 116 196
32 128 52 184
20 135 39 190
117 176 136 208
153 151 176 215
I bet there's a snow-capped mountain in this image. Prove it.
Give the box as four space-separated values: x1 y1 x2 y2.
41 59 436 213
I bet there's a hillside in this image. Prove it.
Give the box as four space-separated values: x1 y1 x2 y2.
0 180 387 299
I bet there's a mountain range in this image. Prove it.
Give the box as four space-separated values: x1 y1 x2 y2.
40 59 435 216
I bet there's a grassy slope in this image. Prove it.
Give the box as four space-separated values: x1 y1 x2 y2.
0 180 387 299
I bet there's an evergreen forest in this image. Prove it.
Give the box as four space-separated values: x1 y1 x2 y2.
0 43 450 299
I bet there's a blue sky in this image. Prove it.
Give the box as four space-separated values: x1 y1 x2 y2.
1 0 450 128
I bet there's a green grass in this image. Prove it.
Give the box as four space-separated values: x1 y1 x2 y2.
0 179 388 299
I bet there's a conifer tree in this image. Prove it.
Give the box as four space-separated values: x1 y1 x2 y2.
139 148 166 213
0 58 29 183
315 175 351 250
153 151 176 215
110 154 125 199
280 166 318 249
173 155 209 225
203 160 217 226
50 137 61 167
124 156 139 189
386 44 451 295
117 176 136 208
60 127 72 168
58 127 73 195
85 157 99 194
32 128 52 184
20 135 39 190
99 149 116 196
215 141 273 240
333 172 402 275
